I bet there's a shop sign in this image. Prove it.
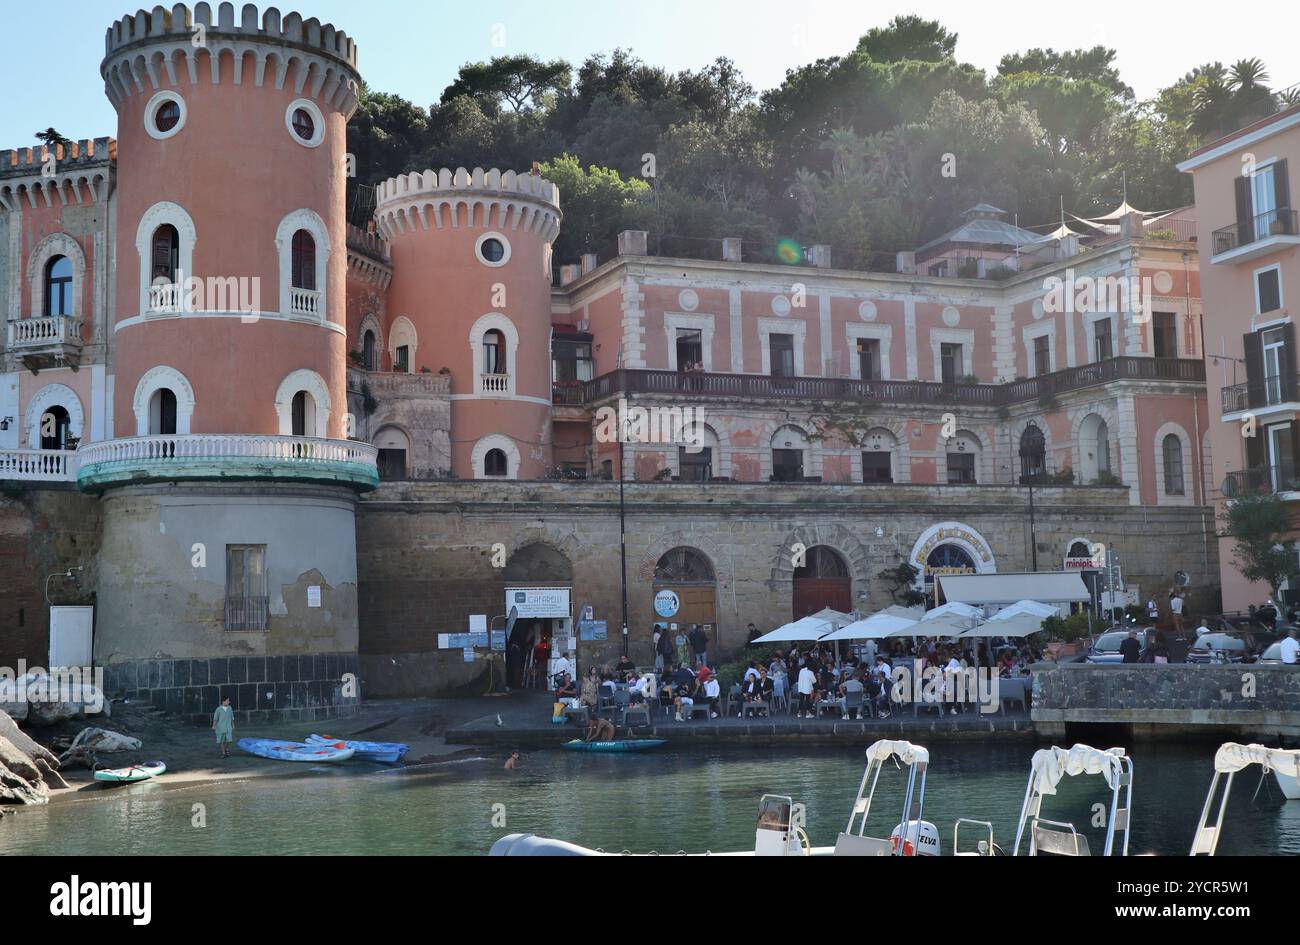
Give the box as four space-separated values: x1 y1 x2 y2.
654 589 680 618
506 587 571 618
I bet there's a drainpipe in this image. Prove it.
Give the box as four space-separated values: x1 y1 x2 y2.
1028 481 1038 571
618 416 630 656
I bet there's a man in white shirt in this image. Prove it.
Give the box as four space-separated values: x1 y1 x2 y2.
1146 597 1159 622
628 672 655 702
703 675 721 718
552 653 575 680
1281 628 1300 665
796 664 817 718
1169 592 1185 634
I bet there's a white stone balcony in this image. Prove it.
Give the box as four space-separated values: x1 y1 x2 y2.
147 282 183 315
480 373 510 394
6 315 84 371
289 286 321 317
0 448 78 482
76 434 378 491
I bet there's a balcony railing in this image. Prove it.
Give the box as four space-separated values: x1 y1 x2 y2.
0 448 77 481
580 357 1204 408
149 282 183 314
7 314 83 349
1221 373 1300 414
1211 208 1299 256
552 381 587 405
225 595 269 632
481 373 509 394
76 434 379 491
289 286 321 317
1222 464 1300 498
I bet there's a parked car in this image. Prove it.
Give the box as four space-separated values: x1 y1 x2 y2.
1186 631 1256 664
1085 628 1156 664
1257 642 1285 665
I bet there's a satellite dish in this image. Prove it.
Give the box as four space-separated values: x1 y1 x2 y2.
1220 477 1238 498
1174 570 1190 587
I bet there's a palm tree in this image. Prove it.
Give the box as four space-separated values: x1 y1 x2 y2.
1228 58 1268 91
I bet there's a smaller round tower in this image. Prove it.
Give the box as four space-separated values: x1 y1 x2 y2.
374 167 561 480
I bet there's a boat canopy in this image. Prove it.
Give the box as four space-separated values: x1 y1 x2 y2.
1213 742 1300 777
1029 744 1128 796
865 738 930 767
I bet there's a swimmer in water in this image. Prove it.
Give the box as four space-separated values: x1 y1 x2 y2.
504 750 520 769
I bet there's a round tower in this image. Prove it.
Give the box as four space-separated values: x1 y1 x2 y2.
100 1 359 444
374 167 561 479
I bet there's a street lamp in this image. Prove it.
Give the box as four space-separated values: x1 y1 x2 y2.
44 566 82 606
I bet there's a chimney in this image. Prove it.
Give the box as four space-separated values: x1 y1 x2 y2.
1119 211 1144 239
559 264 582 286
1055 235 1080 260
617 230 648 256
808 244 832 268
581 253 599 275
896 251 916 274
721 237 743 262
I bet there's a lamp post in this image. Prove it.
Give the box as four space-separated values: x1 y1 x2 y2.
618 420 630 657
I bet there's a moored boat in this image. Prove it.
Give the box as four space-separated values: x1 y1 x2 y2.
1193 743 1300 854
562 739 666 752
307 733 410 764
237 738 355 763
93 761 166 783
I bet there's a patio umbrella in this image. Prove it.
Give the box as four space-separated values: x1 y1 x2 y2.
912 612 979 638
957 612 1044 639
822 611 919 641
752 616 836 643
806 607 854 629
989 599 1059 622
922 601 983 622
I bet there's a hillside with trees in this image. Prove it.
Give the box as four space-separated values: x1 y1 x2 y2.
346 15 1299 272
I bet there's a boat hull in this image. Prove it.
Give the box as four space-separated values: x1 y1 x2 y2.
94 761 166 783
562 739 666 753
307 733 409 764
237 738 355 763
1276 770 1300 799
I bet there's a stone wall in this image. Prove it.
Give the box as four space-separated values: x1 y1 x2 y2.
101 652 359 725
356 479 1219 695
1032 662 1300 740
0 484 102 668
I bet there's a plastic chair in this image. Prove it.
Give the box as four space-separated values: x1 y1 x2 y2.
772 676 788 713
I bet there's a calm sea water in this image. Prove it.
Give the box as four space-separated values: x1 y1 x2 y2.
2 741 1298 855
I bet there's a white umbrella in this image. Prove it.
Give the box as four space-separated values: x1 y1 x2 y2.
922 601 982 622
880 604 926 620
989 599 1058 622
806 607 854 629
822 611 919 641
913 612 979 637
958 612 1044 639
752 616 835 643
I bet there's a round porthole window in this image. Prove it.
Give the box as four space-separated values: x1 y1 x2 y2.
475 232 512 268
144 90 187 140
285 99 325 148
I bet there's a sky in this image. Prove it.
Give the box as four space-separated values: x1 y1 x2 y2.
2 0 1296 147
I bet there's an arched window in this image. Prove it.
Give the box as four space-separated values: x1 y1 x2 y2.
151 224 179 285
1020 423 1046 482
483 329 506 376
654 547 715 584
946 432 979 484
40 406 71 450
44 256 73 317
484 448 508 477
771 426 809 482
291 230 316 290
1163 433 1185 495
1096 420 1111 475
862 427 897 483
149 388 177 435
291 390 315 437
362 330 376 371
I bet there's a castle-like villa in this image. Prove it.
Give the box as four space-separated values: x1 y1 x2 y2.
1 4 1224 719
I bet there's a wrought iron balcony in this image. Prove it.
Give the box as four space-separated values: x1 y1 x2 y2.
76 434 378 491
579 357 1204 408
0 448 77 481
6 315 84 371
1221 464 1300 498
1221 374 1300 414
1211 208 1300 260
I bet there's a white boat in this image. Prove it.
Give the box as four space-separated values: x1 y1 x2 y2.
1192 743 1300 854
1012 743 1134 856
491 738 997 856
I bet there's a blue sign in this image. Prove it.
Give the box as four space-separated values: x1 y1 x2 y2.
578 619 608 641
491 630 507 651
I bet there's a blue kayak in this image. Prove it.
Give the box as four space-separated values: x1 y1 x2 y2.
562 739 666 752
238 737 355 763
307 733 410 764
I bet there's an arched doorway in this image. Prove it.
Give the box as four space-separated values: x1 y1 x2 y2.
504 543 574 688
793 545 851 618
652 547 717 661
40 405 72 450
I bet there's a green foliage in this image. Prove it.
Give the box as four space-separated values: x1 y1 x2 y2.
878 562 926 607
1224 493 1296 597
713 644 784 690
537 155 650 264
360 381 378 417
1040 611 1092 641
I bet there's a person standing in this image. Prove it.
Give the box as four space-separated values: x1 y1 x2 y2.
689 623 709 667
1281 627 1300 665
797 661 817 718
674 626 690 667
1169 591 1185 635
656 625 675 673
212 696 235 758
652 627 664 673
1119 629 1142 663
746 622 760 646
1146 596 1159 624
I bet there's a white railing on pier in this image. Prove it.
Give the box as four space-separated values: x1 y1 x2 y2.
0 448 77 481
77 434 378 471
289 287 321 317
7 315 83 348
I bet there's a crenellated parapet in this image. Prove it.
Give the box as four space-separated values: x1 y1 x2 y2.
0 138 116 212
373 167 562 243
101 3 361 117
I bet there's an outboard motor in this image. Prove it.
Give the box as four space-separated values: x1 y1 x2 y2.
889 819 941 856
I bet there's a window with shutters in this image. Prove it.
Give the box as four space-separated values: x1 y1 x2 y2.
1233 158 1292 247
151 224 179 285
290 230 316 290
1020 423 1046 482
1245 324 1297 408
225 545 268 631
1256 266 1282 314
769 333 795 377
1152 312 1177 358
44 256 73 317
1162 434 1185 496
857 338 879 380
940 342 962 384
1033 335 1051 377
1093 318 1113 362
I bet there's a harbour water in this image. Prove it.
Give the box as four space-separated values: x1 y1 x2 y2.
3 740 1298 856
